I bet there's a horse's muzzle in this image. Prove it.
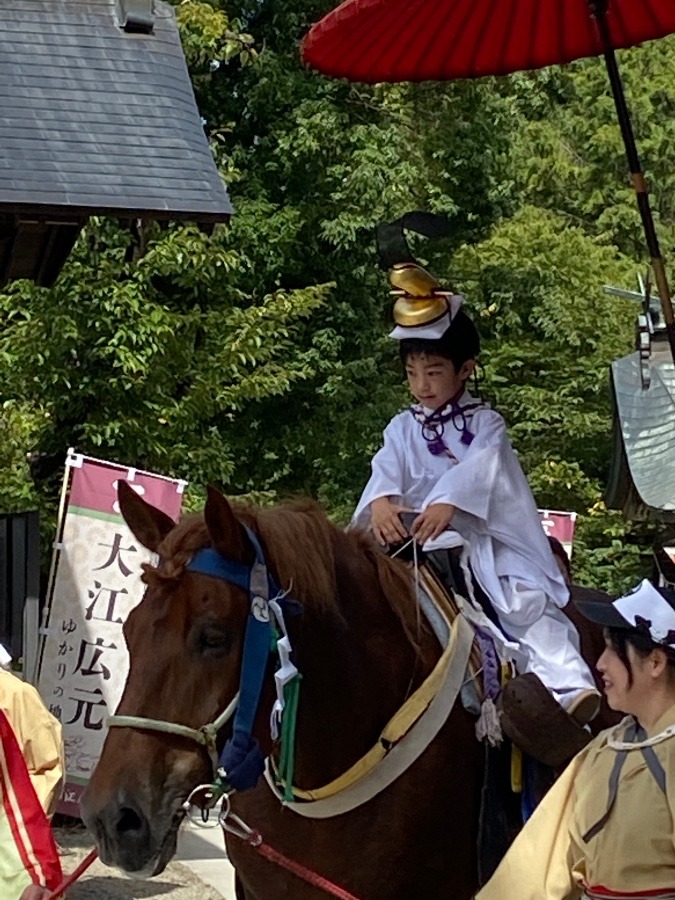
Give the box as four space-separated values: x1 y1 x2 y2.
80 789 171 874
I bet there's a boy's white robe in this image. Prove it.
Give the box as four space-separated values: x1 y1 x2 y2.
352 391 596 697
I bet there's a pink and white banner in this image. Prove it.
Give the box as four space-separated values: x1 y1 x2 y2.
37 453 185 816
538 509 577 559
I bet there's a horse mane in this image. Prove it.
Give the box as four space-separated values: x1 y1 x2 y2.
146 499 421 647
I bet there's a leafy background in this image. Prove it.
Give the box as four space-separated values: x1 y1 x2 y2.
2 0 675 592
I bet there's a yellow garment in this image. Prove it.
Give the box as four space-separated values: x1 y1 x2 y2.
477 703 675 899
0 671 64 816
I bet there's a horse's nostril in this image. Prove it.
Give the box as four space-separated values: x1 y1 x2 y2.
117 806 144 835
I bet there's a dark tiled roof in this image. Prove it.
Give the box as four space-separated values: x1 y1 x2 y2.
0 0 232 221
606 345 675 522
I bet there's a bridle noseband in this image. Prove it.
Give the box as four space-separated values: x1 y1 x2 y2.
106 693 240 773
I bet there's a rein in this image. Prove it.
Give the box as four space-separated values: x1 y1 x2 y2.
46 849 99 900
219 796 362 900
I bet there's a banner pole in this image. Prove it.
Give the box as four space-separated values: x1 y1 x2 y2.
32 449 75 686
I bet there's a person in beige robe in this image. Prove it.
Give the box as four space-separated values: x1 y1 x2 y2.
0 666 64 817
0 646 64 899
478 579 675 900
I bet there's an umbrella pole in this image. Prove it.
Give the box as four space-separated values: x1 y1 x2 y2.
591 2 675 365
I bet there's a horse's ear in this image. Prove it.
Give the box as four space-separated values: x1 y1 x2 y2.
118 481 175 552
204 486 252 563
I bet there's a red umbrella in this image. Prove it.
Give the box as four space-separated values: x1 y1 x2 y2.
303 0 675 363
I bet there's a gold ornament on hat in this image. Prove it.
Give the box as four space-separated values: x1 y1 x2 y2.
389 262 453 327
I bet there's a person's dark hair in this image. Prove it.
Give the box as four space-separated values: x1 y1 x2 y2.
547 535 571 582
399 310 480 372
606 625 675 686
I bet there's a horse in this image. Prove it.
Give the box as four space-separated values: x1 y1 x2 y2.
81 485 484 899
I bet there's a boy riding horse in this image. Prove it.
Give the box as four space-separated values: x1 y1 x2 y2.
352 253 600 727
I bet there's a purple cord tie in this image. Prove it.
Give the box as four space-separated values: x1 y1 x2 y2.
474 625 501 701
411 396 483 457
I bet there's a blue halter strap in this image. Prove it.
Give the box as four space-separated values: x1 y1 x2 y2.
186 525 296 792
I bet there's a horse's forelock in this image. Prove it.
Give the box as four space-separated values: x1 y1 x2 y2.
139 513 210 587
243 501 338 611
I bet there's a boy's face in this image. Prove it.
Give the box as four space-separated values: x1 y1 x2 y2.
405 353 473 410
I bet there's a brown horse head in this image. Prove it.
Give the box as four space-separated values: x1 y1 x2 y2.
81 483 257 873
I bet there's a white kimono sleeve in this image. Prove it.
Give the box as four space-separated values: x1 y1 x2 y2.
351 419 406 531
422 409 506 524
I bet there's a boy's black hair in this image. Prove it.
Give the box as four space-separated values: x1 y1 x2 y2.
398 310 480 371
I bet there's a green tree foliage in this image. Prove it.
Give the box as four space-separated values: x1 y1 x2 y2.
1 1 674 592
0 218 331 516
455 207 637 489
503 41 675 257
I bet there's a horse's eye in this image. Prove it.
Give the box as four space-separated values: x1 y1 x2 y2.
196 625 231 657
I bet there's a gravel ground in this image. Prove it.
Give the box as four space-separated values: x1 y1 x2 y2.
54 826 225 900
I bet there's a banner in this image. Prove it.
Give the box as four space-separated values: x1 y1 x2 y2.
37 452 185 816
538 509 577 560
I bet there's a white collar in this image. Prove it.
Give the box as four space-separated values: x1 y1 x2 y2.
606 715 675 751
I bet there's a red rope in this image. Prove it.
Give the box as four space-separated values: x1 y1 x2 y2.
245 831 361 900
46 848 98 899
43 829 359 900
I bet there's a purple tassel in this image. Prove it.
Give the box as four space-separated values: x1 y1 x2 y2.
474 626 501 701
410 396 483 457
428 437 447 455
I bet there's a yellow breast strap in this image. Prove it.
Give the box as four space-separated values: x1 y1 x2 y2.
273 589 462 802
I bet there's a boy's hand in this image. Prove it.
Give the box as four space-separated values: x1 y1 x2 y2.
411 503 456 544
370 497 412 546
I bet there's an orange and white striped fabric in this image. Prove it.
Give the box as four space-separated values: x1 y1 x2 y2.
0 709 62 898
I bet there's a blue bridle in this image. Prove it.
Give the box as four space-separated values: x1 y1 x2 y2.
186 525 298 792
